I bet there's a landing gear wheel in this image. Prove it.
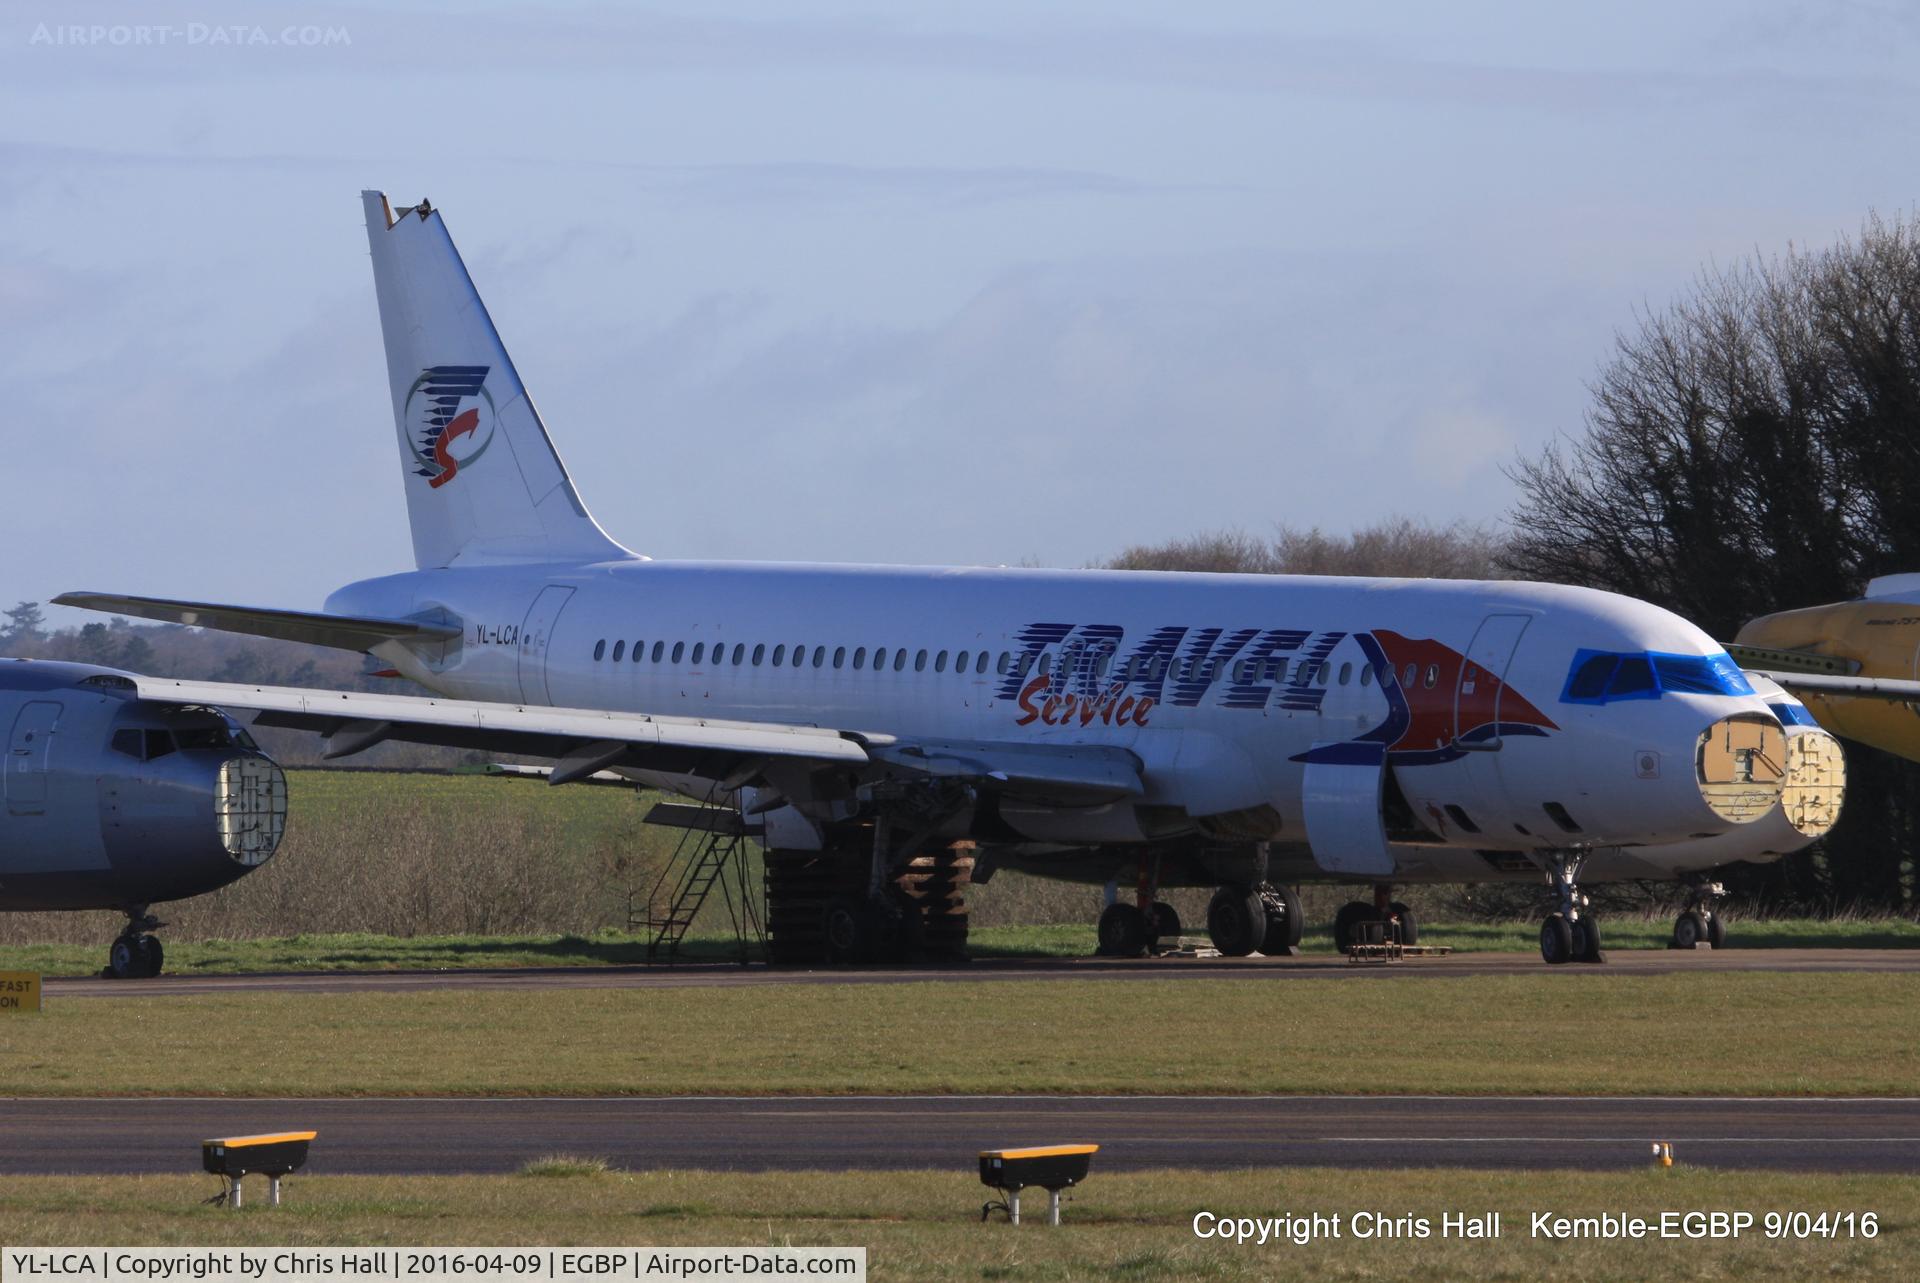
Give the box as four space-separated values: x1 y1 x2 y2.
1540 913 1574 964
1260 884 1303 955
1672 910 1706 950
823 897 878 964
1333 900 1376 955
107 937 140 980
1705 913 1726 950
1389 901 1418 946
1097 903 1151 958
1206 885 1265 956
1572 916 1604 964
1150 901 1182 943
137 935 164 978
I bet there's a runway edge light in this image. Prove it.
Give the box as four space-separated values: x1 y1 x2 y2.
202 1131 317 1207
979 1145 1098 1226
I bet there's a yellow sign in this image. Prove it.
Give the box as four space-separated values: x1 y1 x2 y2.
0 972 41 1013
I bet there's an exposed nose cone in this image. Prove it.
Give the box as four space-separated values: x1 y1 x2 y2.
215 754 287 867
1694 715 1846 839
1695 716 1788 824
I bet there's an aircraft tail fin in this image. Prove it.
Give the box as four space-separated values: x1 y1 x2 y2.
362 191 635 570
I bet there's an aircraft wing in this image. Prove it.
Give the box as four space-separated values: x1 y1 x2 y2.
861 736 1143 803
1746 671 1920 703
55 592 459 652
131 676 868 784
128 676 1141 799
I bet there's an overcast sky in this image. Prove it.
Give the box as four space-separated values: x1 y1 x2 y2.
4 1 1917 623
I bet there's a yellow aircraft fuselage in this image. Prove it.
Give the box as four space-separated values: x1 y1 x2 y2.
1738 589 1920 762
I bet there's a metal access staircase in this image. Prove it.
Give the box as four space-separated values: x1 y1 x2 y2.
634 803 764 965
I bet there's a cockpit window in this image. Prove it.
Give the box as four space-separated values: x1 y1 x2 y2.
1561 648 1754 705
145 729 176 759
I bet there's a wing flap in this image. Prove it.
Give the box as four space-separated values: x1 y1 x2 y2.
1748 670 1920 702
54 592 459 653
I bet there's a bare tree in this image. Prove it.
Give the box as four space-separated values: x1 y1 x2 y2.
1506 211 1920 913
1108 518 1507 579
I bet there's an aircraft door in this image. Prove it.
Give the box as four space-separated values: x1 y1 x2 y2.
1454 614 1532 749
516 586 576 705
6 700 62 816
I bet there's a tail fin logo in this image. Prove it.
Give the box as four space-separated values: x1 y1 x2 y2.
403 365 496 489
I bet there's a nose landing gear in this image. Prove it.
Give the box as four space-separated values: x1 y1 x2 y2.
1537 852 1604 965
104 907 166 979
1672 881 1727 950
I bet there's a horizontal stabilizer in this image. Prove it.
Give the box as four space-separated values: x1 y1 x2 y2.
53 592 460 653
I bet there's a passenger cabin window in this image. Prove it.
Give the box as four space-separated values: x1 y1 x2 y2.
854 647 867 670
691 643 704 665
772 644 786 666
976 652 989 674
833 646 846 669
671 642 685 663
652 641 665 662
612 641 625 662
915 649 929 672
934 651 947 673
753 644 766 666
1423 664 1438 688
997 652 1012 675
894 649 908 672
814 647 827 668
733 644 745 665
955 650 968 672
874 648 887 670
1338 662 1352 685
593 640 606 661
633 640 644 661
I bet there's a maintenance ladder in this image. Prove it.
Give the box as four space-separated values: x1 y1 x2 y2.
635 803 765 965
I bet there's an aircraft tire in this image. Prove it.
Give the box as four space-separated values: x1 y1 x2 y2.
1150 901 1182 943
1671 910 1705 950
1332 900 1375 954
1706 912 1726 949
1540 913 1574 964
107 937 140 980
823 896 875 964
1572 915 1604 963
1097 903 1150 957
137 935 164 978
1390 901 1418 946
1207 885 1265 957
1260 884 1303 955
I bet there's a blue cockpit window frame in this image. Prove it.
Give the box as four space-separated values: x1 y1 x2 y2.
1560 648 1754 705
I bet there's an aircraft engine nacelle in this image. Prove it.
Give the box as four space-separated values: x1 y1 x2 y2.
1 666 289 912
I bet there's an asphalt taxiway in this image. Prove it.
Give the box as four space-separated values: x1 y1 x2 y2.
5 1096 1916 1174
39 948 1920 999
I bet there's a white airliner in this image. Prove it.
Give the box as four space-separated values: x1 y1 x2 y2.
60 191 1847 966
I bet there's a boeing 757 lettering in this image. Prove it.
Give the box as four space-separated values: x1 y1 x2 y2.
40 191 1847 970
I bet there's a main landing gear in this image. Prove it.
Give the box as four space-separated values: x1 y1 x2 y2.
1331 885 1417 953
1206 882 1302 957
1096 854 1186 957
1536 852 1603 965
104 907 165 979
1671 880 1728 950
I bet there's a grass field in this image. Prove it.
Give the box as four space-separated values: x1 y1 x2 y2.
4 919 1916 980
5 972 1916 1096
1 1168 1908 1280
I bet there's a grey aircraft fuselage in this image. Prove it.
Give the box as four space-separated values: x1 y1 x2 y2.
0 659 287 913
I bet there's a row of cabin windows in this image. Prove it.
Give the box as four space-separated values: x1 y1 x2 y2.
585 637 1447 693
